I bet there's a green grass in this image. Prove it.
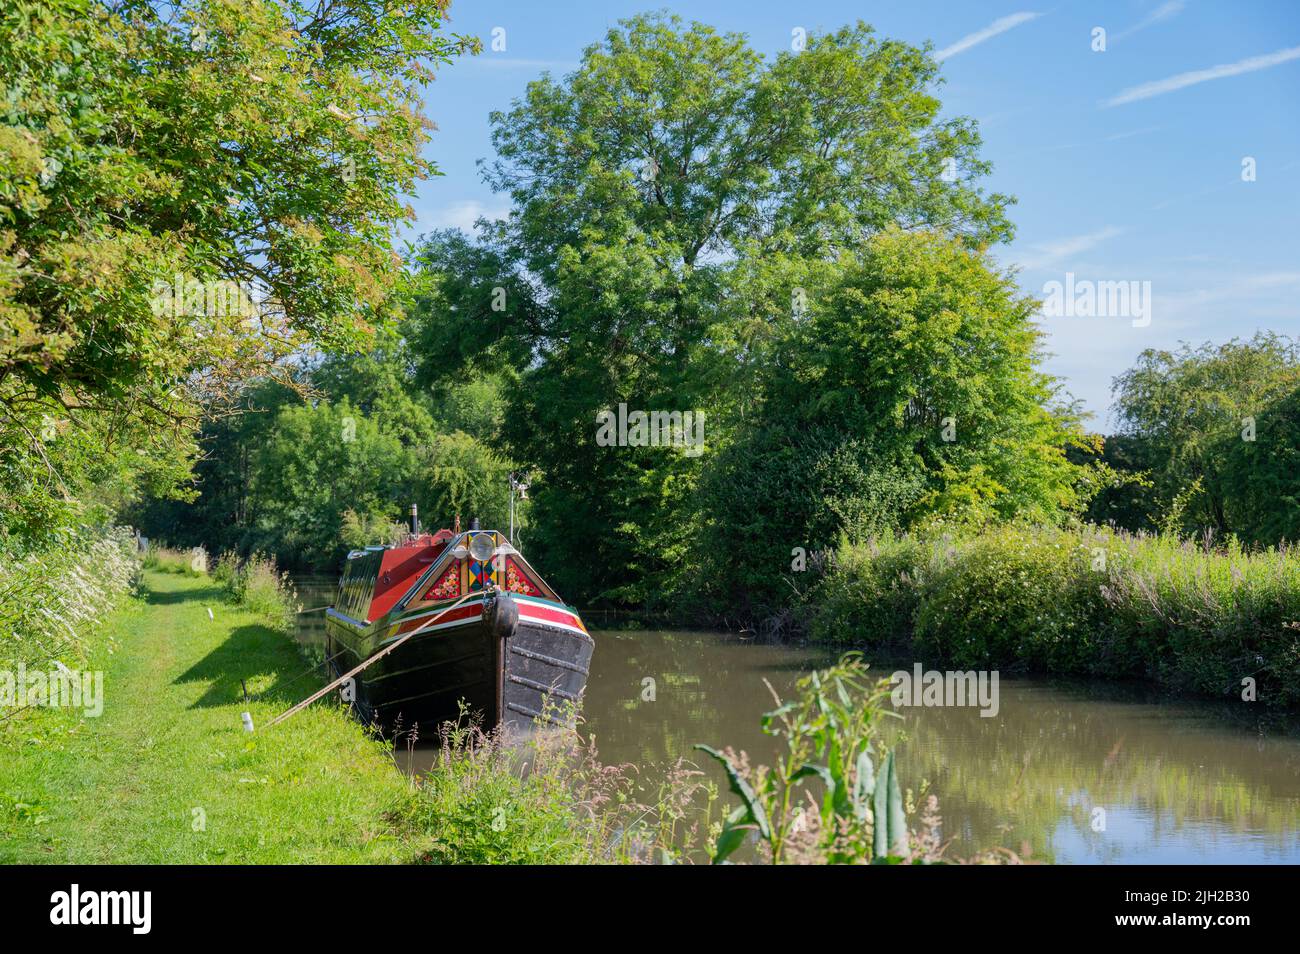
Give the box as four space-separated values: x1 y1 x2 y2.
0 569 685 865
0 569 409 863
143 546 207 576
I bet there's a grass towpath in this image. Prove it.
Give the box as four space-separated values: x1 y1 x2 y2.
0 570 412 863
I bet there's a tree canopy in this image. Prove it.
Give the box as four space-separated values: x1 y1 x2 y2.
62 7 1295 614
401 13 1082 611
1106 333 1300 544
0 0 475 548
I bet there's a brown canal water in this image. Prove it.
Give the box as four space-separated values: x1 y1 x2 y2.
293 577 1300 864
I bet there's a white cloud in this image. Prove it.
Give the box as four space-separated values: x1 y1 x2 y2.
935 12 1041 61
1102 125 1163 142
428 200 510 232
1103 44 1300 107
1015 226 1125 270
1114 1 1185 42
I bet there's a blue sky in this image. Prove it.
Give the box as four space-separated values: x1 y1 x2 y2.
408 1 1300 426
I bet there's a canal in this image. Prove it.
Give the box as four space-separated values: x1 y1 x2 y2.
294 578 1300 864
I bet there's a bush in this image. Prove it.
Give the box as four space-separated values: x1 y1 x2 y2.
395 727 593 865
807 525 1300 706
809 533 932 647
212 550 240 588
912 525 1107 672
212 551 299 633
239 555 299 632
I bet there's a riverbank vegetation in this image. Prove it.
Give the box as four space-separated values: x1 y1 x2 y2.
212 551 301 633
809 525 1300 706
389 712 722 864
0 527 139 671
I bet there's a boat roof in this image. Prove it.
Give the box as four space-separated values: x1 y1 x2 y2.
340 528 561 622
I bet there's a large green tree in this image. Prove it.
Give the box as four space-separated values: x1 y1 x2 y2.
407 13 1020 607
699 229 1091 609
1217 385 1300 545
0 0 474 548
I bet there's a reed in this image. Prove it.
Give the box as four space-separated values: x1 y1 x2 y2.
809 524 1300 706
0 527 140 670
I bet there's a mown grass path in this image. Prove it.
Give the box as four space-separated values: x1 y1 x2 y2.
0 570 411 863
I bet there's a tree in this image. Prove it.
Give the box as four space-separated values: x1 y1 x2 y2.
1110 333 1300 540
697 230 1091 608
1217 386 1300 545
243 396 517 570
123 376 301 553
407 13 1018 606
246 400 411 567
0 0 475 547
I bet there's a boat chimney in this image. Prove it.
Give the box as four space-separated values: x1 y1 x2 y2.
409 503 420 535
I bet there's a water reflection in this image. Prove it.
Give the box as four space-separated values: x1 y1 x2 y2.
292 580 1300 864
577 630 1300 864
292 577 335 648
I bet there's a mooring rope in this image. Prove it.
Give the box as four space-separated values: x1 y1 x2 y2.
263 589 480 729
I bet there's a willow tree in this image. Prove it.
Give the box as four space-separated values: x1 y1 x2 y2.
0 0 475 547
1109 333 1300 542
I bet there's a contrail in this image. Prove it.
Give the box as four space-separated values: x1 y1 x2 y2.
1104 44 1300 107
935 12 1041 61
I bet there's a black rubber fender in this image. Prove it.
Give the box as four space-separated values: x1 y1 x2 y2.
489 591 519 641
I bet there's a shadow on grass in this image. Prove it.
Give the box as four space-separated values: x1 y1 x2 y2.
144 579 225 606
174 623 319 709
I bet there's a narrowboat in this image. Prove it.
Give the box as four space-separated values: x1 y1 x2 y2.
324 507 593 734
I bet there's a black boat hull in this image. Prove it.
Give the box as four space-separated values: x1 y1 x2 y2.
324 592 593 735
